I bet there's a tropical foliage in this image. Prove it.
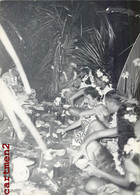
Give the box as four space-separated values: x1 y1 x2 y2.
3 2 139 98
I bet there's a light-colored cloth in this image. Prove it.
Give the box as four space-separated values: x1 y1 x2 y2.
73 103 104 147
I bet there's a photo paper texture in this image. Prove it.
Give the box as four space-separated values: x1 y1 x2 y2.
0 1 140 195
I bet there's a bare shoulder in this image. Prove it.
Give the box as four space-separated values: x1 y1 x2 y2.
96 104 109 115
96 104 106 110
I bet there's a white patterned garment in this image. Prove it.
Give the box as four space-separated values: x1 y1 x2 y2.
73 104 104 147
71 114 96 147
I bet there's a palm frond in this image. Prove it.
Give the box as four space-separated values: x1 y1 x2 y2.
73 28 106 70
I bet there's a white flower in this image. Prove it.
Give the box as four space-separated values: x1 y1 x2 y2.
96 69 103 77
124 138 140 154
54 97 61 106
52 133 58 138
133 58 140 67
102 75 109 82
128 138 136 145
46 133 50 138
82 75 89 81
124 114 130 120
35 120 44 128
96 87 103 96
124 113 137 123
128 114 137 123
51 65 54 70
75 46 79 50
96 87 100 91
121 71 129 79
61 88 70 98
126 107 133 111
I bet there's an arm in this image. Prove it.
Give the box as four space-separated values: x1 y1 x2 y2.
64 119 81 133
69 88 85 106
80 104 109 118
99 170 130 188
73 128 118 163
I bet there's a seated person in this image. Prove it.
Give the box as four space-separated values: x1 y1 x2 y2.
61 66 93 106
69 68 113 114
59 87 109 136
82 105 140 195
73 90 124 163
92 69 113 96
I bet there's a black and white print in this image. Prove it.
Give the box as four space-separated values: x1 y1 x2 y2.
0 1 140 195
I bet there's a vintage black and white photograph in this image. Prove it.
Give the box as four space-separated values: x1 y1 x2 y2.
0 1 140 195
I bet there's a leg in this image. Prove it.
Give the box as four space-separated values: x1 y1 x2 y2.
64 119 82 133
85 177 106 194
86 119 105 136
86 141 101 163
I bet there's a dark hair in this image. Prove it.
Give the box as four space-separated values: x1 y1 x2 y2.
105 90 124 106
84 86 101 100
117 101 140 159
79 67 91 79
132 153 140 167
85 77 91 85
